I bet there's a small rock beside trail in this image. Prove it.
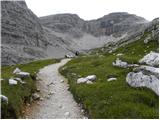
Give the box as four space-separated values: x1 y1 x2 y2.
13 68 30 78
14 77 26 84
116 53 123 56
139 51 159 66
86 75 97 81
86 81 93 84
77 78 88 84
9 79 17 85
13 67 21 74
0 95 8 104
16 72 30 78
77 75 97 84
107 78 117 82
64 112 70 117
32 93 40 100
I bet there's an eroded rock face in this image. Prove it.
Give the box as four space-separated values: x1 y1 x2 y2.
1 1 48 65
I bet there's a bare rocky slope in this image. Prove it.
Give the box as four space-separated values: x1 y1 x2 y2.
1 1 157 65
1 1 49 65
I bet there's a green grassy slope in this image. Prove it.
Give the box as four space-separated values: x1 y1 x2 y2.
60 36 159 118
1 59 59 118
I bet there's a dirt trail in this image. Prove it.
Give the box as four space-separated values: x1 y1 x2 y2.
25 59 84 119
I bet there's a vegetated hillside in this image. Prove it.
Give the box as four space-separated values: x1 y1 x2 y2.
1 1 49 65
1 59 59 118
59 20 159 118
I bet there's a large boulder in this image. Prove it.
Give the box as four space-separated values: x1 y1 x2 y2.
126 71 159 95
139 51 159 66
134 65 159 77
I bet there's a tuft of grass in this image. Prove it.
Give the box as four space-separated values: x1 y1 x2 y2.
59 36 159 118
1 59 59 118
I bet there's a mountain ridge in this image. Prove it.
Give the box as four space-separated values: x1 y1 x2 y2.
1 1 158 65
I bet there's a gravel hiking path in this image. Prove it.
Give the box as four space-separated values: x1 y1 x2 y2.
25 59 85 119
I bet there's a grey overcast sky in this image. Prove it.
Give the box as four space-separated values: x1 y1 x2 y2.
25 0 159 21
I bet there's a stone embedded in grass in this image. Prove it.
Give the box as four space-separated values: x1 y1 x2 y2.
13 67 21 74
139 51 159 66
126 71 159 95
16 72 30 78
77 77 88 84
107 78 117 82
86 75 97 81
0 95 8 104
77 75 97 84
86 81 93 84
9 79 17 85
14 78 26 84
112 58 128 68
116 53 123 56
127 64 139 67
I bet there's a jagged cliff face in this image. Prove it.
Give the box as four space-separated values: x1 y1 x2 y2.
1 1 158 65
1 1 48 65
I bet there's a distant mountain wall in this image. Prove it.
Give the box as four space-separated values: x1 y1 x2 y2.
1 1 158 65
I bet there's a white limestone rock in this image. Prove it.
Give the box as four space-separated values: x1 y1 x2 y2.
86 81 93 84
113 58 128 68
107 78 117 82
126 71 159 95
116 53 123 56
9 79 18 85
13 67 21 74
77 78 88 84
86 75 97 81
14 77 26 84
139 51 159 66
16 72 30 77
0 95 8 104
